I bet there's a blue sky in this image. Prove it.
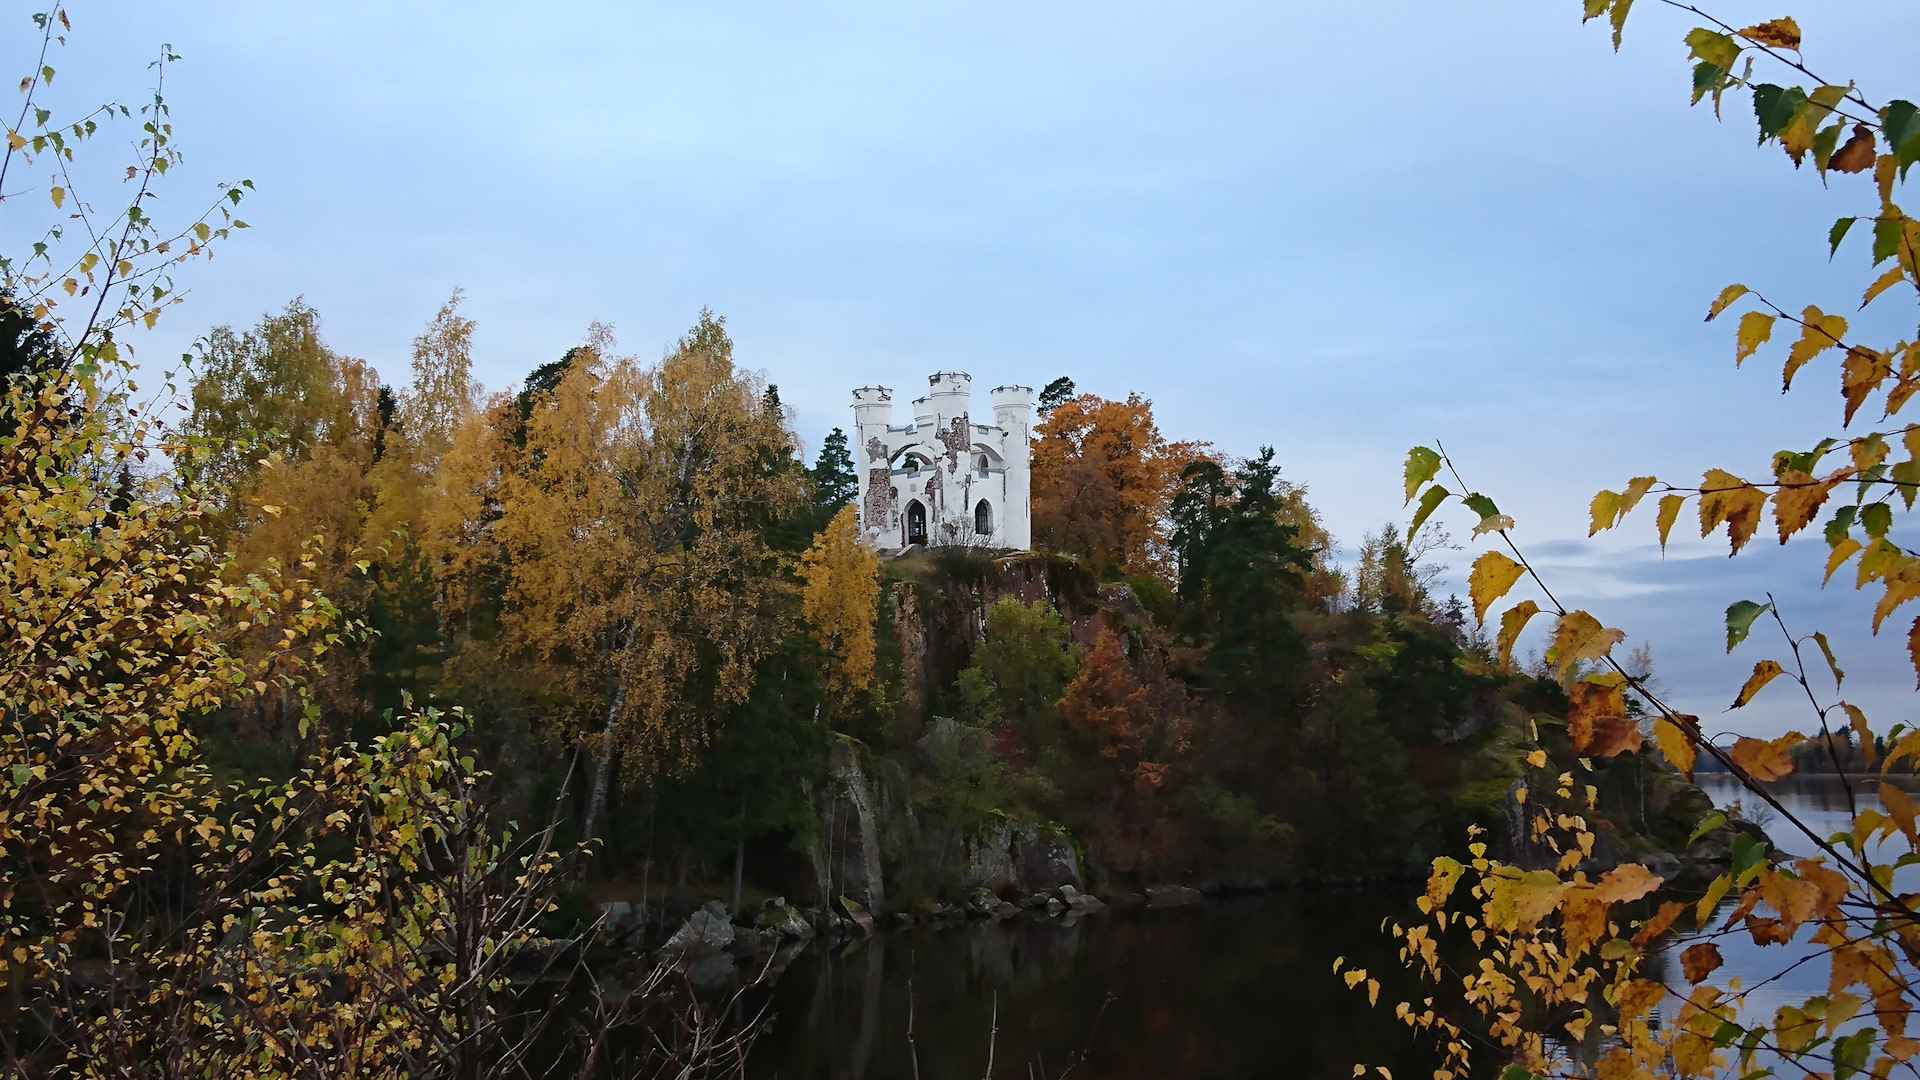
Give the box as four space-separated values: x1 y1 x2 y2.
7 0 1918 736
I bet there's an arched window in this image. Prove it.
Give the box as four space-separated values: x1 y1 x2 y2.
906 500 928 546
977 454 990 476
974 499 993 538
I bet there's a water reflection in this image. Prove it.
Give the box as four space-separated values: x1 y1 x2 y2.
747 892 1446 1080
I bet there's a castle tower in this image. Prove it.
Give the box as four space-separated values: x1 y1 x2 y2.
849 372 1030 555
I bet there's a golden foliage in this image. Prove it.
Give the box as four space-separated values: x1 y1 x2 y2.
801 504 881 708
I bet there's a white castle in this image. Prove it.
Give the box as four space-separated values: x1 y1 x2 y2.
852 372 1032 554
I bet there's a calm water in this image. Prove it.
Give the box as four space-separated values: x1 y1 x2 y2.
746 891 1447 1080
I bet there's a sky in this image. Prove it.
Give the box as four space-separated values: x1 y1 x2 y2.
5 0 1918 737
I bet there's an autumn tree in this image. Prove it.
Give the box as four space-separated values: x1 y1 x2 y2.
800 503 880 712
496 311 808 843
1356 6 1920 1078
1030 390 1208 578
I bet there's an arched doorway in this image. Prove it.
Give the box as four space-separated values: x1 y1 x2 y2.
906 500 928 546
974 499 993 538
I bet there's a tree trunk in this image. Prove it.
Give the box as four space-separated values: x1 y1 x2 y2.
730 787 747 914
579 674 628 845
580 622 639 845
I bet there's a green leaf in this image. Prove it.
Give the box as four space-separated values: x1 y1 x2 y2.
1691 61 1727 107
1462 492 1499 520
1826 504 1857 546
9 764 31 786
1726 599 1771 652
1752 83 1807 141
1829 217 1857 258
1408 484 1450 539
1813 121 1843 172
1862 502 1892 538
1874 217 1903 265
1403 445 1442 502
1684 27 1741 70
1688 809 1729 846
1884 100 1920 168
1731 831 1766 881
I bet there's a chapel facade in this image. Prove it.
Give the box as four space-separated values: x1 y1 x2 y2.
851 372 1032 554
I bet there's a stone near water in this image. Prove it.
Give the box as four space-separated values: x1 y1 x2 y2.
755 903 816 940
1145 885 1203 907
662 900 736 958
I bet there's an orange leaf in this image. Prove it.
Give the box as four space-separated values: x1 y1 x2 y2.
1681 941 1723 983
1633 899 1689 947
1841 347 1893 426
1772 468 1838 543
1566 679 1625 753
1594 862 1664 905
1729 732 1796 780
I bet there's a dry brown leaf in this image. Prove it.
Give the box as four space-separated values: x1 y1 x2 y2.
1681 941 1723 983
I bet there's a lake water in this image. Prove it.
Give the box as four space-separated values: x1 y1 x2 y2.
744 889 1449 1080
741 775 1911 1079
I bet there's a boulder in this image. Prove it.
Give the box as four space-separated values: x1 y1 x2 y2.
1045 897 1065 916
1012 821 1083 891
994 901 1020 918
1145 885 1203 907
596 901 645 944
837 895 875 937
662 900 735 957
754 904 815 940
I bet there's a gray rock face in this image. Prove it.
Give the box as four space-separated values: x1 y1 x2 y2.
1013 821 1083 891
809 737 887 911
964 819 1017 893
1145 885 1203 907
662 900 735 957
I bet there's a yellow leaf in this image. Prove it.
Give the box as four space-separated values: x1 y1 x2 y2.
1863 265 1907 309
1705 283 1749 321
1548 610 1625 677
4 129 24 151
1841 702 1875 766
1618 475 1657 516
1468 550 1526 624
1653 714 1698 776
1782 305 1848 390
1696 874 1732 926
1872 566 1920 632
1840 346 1892 426
49 185 64 209
1772 468 1837 542
1588 489 1621 535
1699 469 1768 554
1738 16 1800 49
1656 493 1686 550
1497 601 1542 669
1826 537 1862 584
1880 782 1918 847
1735 310 1775 366
1729 731 1796 780
1911 615 1920 689
1731 660 1786 709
